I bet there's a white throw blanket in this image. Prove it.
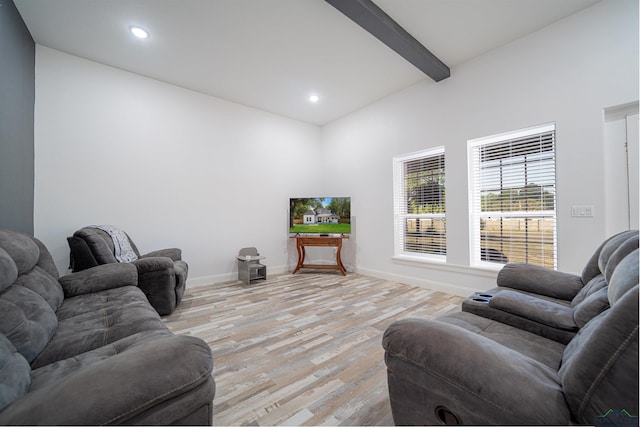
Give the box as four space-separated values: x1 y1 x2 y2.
91 225 138 262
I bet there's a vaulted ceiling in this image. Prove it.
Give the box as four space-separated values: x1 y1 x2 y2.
15 0 600 125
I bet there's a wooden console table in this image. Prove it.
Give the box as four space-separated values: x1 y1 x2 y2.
292 235 347 275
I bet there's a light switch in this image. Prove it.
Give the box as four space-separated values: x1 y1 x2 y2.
571 205 594 217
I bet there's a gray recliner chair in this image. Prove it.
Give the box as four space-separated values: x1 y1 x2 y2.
68 226 188 315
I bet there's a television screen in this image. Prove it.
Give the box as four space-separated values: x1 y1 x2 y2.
289 197 351 235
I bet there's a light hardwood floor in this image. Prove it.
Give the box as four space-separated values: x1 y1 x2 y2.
163 272 464 426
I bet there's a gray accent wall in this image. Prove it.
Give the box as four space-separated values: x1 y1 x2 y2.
0 0 35 234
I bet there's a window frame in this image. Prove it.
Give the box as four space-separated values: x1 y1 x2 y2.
393 146 446 262
467 123 557 270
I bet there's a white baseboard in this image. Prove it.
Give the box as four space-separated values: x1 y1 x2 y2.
187 264 291 288
187 263 479 296
355 266 483 297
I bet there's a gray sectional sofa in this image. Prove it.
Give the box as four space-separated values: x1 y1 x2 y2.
462 229 639 344
383 230 639 425
0 229 215 425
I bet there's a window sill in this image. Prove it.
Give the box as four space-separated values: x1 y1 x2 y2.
392 255 501 278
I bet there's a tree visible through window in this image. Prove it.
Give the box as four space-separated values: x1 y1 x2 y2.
469 124 557 268
393 147 446 259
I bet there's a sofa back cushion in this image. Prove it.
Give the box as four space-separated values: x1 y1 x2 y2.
603 234 639 284
0 333 30 412
581 229 638 284
0 248 18 292
69 227 144 272
597 230 638 282
0 231 63 311
560 250 638 425
0 230 63 362
0 286 58 362
72 228 119 265
572 283 608 328
571 232 638 327
608 248 639 305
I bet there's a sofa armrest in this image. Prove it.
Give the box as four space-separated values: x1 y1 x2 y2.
489 290 578 330
132 256 174 273
497 263 584 300
141 248 182 261
382 318 570 425
0 334 215 425
59 263 137 297
131 257 178 316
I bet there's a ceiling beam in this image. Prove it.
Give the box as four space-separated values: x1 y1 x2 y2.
325 0 450 82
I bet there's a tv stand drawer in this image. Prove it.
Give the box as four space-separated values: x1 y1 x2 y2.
298 237 340 246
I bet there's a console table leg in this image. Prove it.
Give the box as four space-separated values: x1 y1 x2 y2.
336 244 346 276
293 241 305 274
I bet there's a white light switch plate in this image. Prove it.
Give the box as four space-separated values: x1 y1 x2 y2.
571 205 594 217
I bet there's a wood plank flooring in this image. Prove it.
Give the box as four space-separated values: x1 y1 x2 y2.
163 272 464 426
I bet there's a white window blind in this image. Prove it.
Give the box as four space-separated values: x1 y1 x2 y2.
393 147 446 259
468 124 557 269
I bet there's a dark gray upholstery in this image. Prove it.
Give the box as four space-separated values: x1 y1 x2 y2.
383 245 639 425
0 334 30 413
0 229 215 425
462 229 639 343
68 226 188 315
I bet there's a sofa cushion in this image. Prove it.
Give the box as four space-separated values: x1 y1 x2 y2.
572 286 609 328
0 248 18 292
14 266 64 312
489 290 577 330
0 230 39 276
66 236 99 272
497 263 583 301
597 230 638 280
603 234 639 284
0 333 30 412
31 238 59 280
559 285 639 425
608 248 639 305
31 285 167 368
462 287 576 344
0 230 64 363
581 229 638 284
0 231 63 311
29 330 172 390
570 274 606 307
72 228 118 264
3 330 215 426
0 285 58 363
439 311 566 370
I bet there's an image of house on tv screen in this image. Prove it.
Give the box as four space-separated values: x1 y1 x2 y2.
289 197 351 234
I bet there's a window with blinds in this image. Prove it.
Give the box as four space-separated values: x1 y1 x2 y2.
393 147 446 260
468 124 557 269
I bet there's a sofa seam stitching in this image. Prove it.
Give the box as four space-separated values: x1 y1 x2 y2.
103 307 109 345
576 324 638 417
104 370 210 425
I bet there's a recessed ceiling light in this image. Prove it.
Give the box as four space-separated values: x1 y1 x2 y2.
130 26 149 39
309 95 320 103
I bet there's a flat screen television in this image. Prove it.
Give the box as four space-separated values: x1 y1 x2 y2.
289 197 351 235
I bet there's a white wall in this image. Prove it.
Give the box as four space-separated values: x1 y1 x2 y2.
34 46 322 283
33 0 638 296
321 0 639 294
604 106 639 236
